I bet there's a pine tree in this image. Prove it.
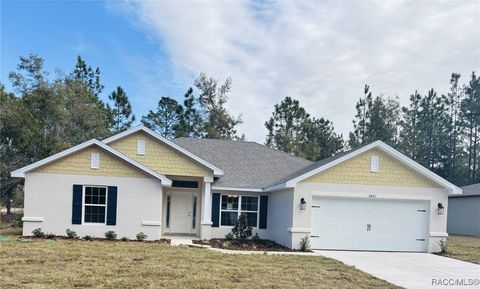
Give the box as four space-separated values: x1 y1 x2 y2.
175 87 203 138
461 72 480 183
399 91 422 159
107 86 135 133
349 85 372 148
141 97 182 139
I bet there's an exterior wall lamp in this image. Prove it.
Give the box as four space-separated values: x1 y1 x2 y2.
300 198 307 210
437 202 445 215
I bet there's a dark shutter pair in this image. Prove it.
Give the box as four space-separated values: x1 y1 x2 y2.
211 194 268 229
72 185 117 225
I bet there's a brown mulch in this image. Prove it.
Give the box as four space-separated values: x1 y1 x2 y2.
20 236 171 244
193 238 301 252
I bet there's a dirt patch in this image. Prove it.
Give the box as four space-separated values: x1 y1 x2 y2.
194 238 306 252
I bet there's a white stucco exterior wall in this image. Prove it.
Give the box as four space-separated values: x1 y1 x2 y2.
292 183 449 252
23 172 164 240
267 189 295 248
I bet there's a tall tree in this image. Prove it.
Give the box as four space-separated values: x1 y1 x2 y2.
175 87 203 138
107 86 135 133
72 55 104 97
194 73 242 140
399 91 422 159
461 72 480 183
141 97 182 139
265 96 309 156
349 85 373 147
265 96 343 161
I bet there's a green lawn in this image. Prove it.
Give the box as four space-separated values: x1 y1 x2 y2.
445 235 480 264
0 237 401 289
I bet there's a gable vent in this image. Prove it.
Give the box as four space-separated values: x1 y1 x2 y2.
370 155 380 172
91 153 100 169
137 140 145 155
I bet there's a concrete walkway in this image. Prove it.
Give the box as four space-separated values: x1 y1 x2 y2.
315 250 480 289
167 235 199 246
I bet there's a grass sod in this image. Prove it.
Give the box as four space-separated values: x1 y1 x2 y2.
0 238 400 289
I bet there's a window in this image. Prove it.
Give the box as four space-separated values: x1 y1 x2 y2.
371 155 380 172
166 195 171 228
220 195 259 227
90 153 100 169
172 180 199 188
84 186 107 223
192 196 197 229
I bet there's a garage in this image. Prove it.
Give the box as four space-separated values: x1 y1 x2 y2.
311 197 428 252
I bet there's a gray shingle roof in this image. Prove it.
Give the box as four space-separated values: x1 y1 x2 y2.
456 183 480 197
173 138 313 188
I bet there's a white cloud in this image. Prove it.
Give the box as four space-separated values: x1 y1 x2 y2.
112 0 480 142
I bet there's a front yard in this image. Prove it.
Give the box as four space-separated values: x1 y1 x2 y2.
0 236 400 289
444 235 480 264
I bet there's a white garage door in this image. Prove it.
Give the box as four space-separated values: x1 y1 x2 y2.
311 197 428 252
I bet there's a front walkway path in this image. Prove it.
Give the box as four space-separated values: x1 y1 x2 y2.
167 235 199 246
314 250 480 289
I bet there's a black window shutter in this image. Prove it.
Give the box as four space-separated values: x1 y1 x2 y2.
259 195 268 229
107 186 117 226
72 185 83 224
211 193 220 227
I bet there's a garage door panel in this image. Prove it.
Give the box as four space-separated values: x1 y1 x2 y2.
311 197 428 252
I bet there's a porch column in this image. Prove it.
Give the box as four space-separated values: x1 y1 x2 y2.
200 176 213 240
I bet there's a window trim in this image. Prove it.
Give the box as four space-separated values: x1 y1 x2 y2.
219 194 259 228
81 185 108 225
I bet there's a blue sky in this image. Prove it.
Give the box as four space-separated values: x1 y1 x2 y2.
2 1 479 142
1 0 189 125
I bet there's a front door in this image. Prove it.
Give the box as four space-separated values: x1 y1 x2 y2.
169 191 194 234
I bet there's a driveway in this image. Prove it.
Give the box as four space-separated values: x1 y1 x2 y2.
314 250 480 289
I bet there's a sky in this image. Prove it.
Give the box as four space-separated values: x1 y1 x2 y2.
1 1 479 143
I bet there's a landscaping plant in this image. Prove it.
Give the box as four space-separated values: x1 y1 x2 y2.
231 214 252 242
299 235 311 252
105 231 117 240
136 232 147 241
32 228 45 238
83 235 93 241
66 229 77 239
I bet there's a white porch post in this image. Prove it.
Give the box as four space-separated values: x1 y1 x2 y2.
200 176 213 239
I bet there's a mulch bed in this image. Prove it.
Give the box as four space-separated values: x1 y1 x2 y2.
20 236 171 244
193 238 301 252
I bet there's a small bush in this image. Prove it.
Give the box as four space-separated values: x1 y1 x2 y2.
252 233 260 241
136 232 147 241
14 217 23 228
32 228 45 238
299 235 311 252
121 236 129 242
225 232 234 240
231 214 252 242
104 231 117 240
439 239 447 254
66 229 77 239
83 235 93 241
46 233 56 240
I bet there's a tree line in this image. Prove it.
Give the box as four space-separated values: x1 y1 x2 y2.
1 54 478 212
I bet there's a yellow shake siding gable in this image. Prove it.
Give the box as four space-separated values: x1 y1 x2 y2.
33 146 148 178
303 148 440 188
109 131 212 177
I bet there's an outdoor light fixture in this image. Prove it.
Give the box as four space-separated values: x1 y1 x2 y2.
437 202 445 215
300 198 307 210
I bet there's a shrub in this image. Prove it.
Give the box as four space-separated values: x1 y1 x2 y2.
136 232 147 241
299 235 311 252
104 231 117 240
66 229 77 239
252 233 260 241
225 233 234 240
83 235 93 241
46 232 56 240
439 239 447 254
121 236 129 242
14 217 23 228
231 213 252 242
32 228 45 238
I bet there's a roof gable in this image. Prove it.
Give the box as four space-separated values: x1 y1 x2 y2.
11 139 172 186
266 141 462 194
103 126 223 176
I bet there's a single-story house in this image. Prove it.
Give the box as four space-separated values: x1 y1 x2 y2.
447 183 480 237
12 125 462 252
